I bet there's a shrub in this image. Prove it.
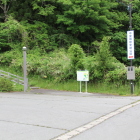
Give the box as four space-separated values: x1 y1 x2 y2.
104 68 127 87
82 56 96 81
0 50 22 70
93 37 115 80
68 44 85 77
37 49 71 82
134 67 140 86
0 78 13 92
104 67 140 87
84 37 125 82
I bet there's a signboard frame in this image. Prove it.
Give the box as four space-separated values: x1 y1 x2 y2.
77 70 89 81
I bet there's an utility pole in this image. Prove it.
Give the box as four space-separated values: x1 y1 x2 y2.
127 2 135 94
117 0 135 94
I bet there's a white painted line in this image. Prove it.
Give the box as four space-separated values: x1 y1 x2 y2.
67 130 80 136
52 100 140 140
75 127 88 132
88 121 101 126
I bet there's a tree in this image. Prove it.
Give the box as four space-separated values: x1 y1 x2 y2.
32 0 56 16
0 16 28 52
93 37 115 80
68 44 85 77
111 0 140 65
1 0 140 66
0 0 15 21
56 0 117 48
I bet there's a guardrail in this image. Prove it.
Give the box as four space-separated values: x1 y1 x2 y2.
0 70 24 85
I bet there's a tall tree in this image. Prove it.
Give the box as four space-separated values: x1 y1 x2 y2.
54 0 118 51
0 0 15 21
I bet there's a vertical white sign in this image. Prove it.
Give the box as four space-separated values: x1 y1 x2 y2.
127 30 134 59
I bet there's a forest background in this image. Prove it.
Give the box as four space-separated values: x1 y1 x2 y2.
0 0 140 95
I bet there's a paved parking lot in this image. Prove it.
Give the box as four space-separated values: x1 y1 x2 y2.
0 89 140 140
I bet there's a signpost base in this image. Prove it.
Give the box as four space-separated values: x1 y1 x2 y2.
130 81 134 94
79 81 88 93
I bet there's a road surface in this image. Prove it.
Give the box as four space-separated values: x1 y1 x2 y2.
0 89 140 140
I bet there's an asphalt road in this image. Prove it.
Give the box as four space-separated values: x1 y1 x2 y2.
0 89 140 140
71 103 140 140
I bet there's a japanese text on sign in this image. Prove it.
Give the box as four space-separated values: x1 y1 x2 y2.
127 31 134 59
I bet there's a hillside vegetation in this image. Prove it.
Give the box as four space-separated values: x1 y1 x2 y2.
0 0 140 95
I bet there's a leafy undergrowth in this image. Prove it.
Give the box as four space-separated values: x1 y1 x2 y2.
1 66 139 95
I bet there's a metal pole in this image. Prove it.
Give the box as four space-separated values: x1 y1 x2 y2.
129 3 132 67
85 81 87 93
129 3 132 31
23 47 28 92
80 81 82 93
128 3 134 94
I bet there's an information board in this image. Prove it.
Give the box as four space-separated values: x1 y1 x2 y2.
77 70 89 81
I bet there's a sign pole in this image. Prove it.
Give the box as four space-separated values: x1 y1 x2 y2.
23 47 28 92
128 3 134 94
130 3 133 94
85 81 87 93
80 81 82 93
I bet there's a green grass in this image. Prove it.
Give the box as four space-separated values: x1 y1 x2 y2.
13 83 23 92
88 83 134 96
29 76 79 91
29 76 140 96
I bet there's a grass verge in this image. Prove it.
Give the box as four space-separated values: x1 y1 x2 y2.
29 76 140 96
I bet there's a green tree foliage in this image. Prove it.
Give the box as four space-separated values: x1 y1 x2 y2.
56 0 117 47
68 44 85 76
36 49 71 82
0 0 15 21
0 50 22 66
94 37 114 79
131 0 140 65
32 0 56 16
23 21 53 52
104 66 140 88
110 0 140 65
84 37 125 82
1 0 140 66
0 16 28 51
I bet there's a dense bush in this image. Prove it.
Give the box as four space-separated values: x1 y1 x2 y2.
68 44 85 78
37 49 71 81
104 69 127 87
134 67 140 86
104 67 140 87
0 50 21 66
83 37 125 82
0 78 13 92
0 48 72 82
2 39 140 86
0 40 127 83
